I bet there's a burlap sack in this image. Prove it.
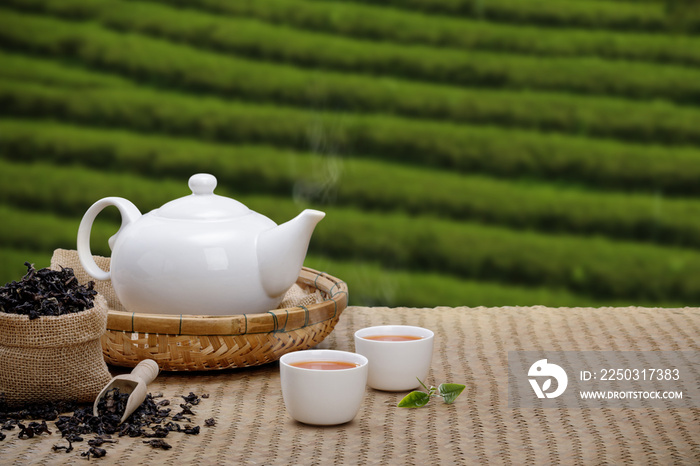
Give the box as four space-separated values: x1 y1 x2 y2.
0 294 112 407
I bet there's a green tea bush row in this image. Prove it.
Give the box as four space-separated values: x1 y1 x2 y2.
11 0 700 76
301 255 647 308
334 0 671 31
0 50 131 89
150 0 663 36
152 0 700 55
3 9 700 110
2 158 700 303
0 246 56 287
3 79 700 196
5 42 700 148
262 202 700 304
4 118 700 248
0 204 95 254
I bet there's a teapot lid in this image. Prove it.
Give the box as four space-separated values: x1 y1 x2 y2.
155 174 250 220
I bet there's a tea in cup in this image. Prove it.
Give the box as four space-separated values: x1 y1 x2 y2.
354 325 434 391
279 349 368 425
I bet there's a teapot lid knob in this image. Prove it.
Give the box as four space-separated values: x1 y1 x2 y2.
155 173 250 219
189 173 217 195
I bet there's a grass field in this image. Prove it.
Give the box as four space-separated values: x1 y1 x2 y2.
1 0 699 308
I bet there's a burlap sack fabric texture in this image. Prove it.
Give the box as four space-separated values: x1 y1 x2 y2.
0 293 112 407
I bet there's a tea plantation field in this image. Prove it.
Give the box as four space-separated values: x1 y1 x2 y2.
1 0 700 308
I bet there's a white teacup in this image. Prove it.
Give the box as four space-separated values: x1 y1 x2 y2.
279 349 368 425
354 325 434 391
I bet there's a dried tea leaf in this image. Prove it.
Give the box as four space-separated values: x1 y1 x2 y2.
0 263 96 319
143 439 172 450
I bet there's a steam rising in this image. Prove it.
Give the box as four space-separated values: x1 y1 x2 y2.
293 114 344 206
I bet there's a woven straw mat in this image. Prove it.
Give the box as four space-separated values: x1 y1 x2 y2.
1 306 698 465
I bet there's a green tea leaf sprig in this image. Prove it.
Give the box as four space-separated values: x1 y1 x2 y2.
397 378 465 408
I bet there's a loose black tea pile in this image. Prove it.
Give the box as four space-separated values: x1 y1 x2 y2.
0 390 213 459
95 387 129 420
0 263 97 319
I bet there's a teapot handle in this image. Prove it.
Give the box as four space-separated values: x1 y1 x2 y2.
77 197 142 281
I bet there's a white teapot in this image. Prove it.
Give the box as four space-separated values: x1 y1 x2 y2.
77 174 325 315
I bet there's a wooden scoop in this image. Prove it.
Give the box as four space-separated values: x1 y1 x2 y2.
93 359 160 424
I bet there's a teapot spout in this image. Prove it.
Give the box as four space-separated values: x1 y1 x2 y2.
257 209 325 299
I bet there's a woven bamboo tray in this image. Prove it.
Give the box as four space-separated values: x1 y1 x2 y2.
50 249 348 371
101 268 347 371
